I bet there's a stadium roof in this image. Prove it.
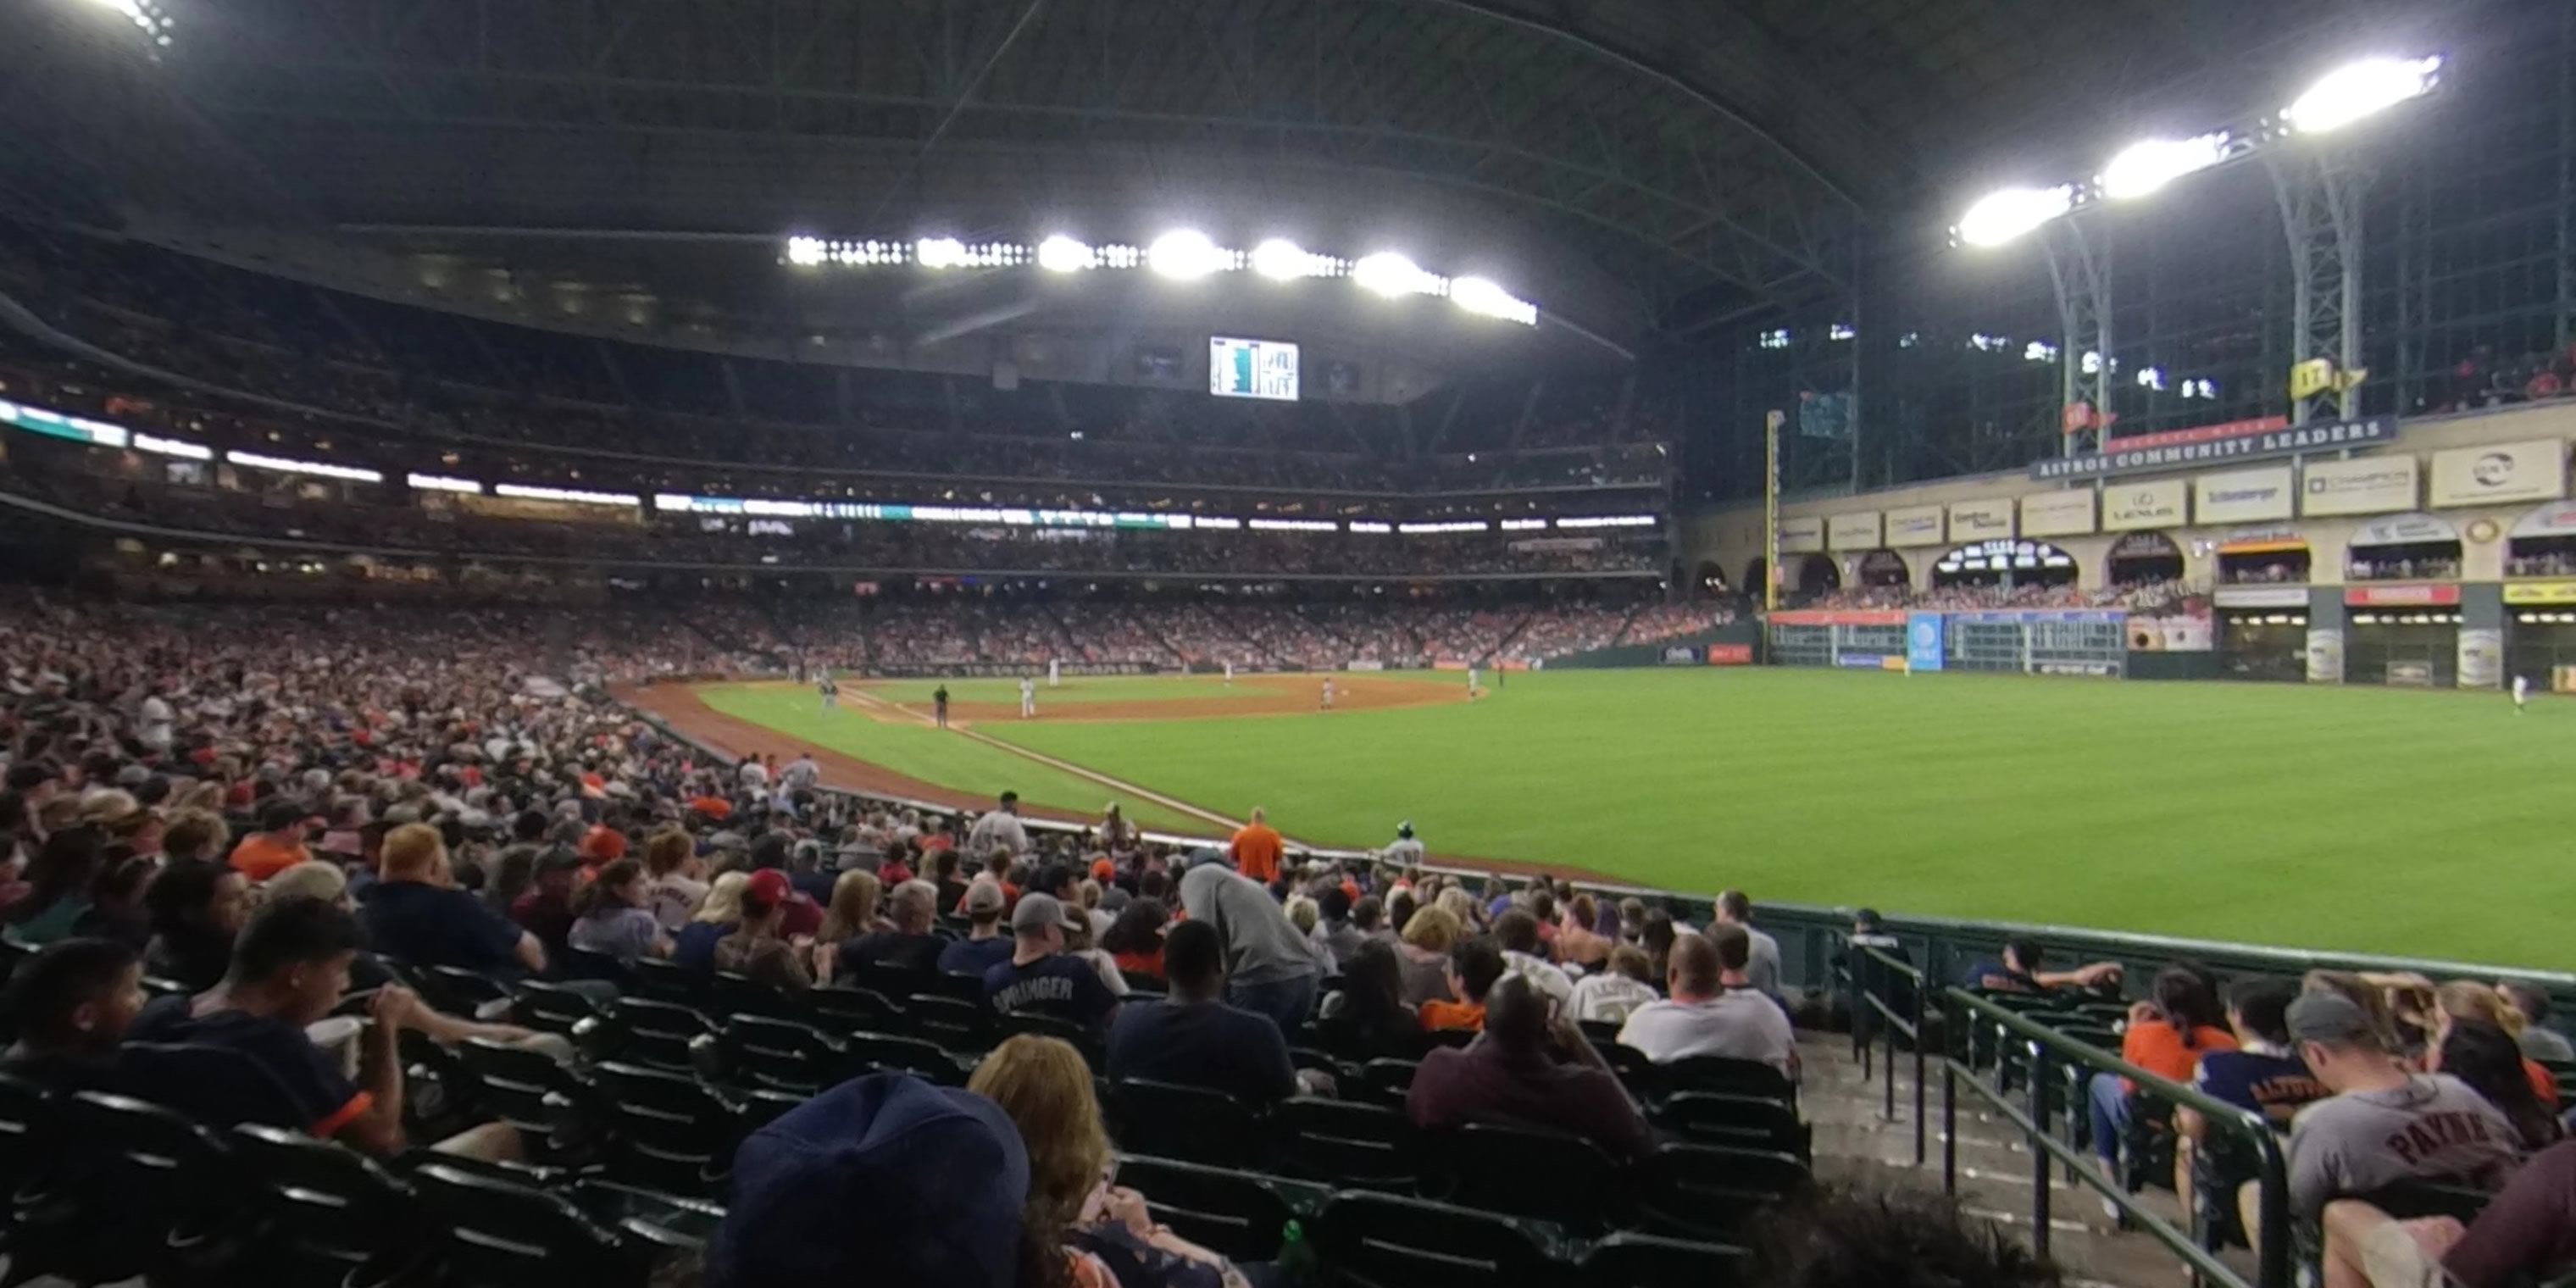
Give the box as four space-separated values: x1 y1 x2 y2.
5 0 2469 344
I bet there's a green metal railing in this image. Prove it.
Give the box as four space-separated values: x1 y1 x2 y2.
1937 984 2291 1288
1843 942 1927 1167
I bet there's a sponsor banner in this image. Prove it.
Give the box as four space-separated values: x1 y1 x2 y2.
1345 659 1386 672
1906 613 1946 672
1835 653 1892 669
2429 438 2567 508
2129 611 2215 652
1777 515 1824 553
2388 660 2436 686
1885 504 1946 547
2306 627 2346 683
1507 536 1604 552
2020 490 2097 537
2503 580 2576 604
2215 586 2309 608
2104 479 2188 530
2194 465 2296 525
1879 656 1909 672
2344 584 2462 607
1946 498 2014 541
2034 416 2396 480
2035 661 2118 677
2301 457 2419 517
1768 609 1909 627
2218 525 2307 554
1660 646 1702 665
1706 644 1753 665
1946 609 2125 626
1828 511 1882 551
2103 415 2290 452
2458 628 2502 690
2350 513 2459 547
2508 499 2576 538
456 491 641 525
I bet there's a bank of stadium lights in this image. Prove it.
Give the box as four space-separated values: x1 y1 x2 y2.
785 230 1535 325
1953 55 2440 247
86 0 175 47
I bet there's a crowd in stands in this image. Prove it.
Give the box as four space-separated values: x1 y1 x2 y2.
2347 553 2464 582
0 227 1672 499
2223 561 2310 586
2506 548 2576 579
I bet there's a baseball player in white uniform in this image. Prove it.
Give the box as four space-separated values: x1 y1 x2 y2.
2513 673 2531 713
1224 660 1235 686
1320 678 1336 710
1467 665 1482 698
1019 676 1037 719
1047 658 1061 688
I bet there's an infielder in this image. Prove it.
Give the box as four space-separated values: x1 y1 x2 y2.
1224 660 1235 686
2513 673 2530 713
1467 665 1482 698
1019 675 1037 719
1320 678 1336 710
1047 658 1061 688
817 671 838 713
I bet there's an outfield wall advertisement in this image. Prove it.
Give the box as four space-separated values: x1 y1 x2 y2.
1777 515 1824 552
2031 415 2394 480
2429 438 2567 508
1828 511 1883 551
2104 479 2188 530
1885 504 1945 547
2301 457 2419 516
2020 490 2097 537
1947 498 2014 541
2193 466 2295 525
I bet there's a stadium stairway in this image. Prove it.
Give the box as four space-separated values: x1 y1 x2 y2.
1793 1034 2219 1288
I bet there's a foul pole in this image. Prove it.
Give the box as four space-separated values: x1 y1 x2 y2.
1763 409 1784 613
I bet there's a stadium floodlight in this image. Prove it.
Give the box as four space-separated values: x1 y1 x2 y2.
1036 236 1096 273
2100 133 2229 200
1147 230 1224 280
785 236 826 267
1956 186 2075 247
1448 276 1538 325
1352 252 1439 298
2285 56 2441 134
1251 239 1323 280
914 236 967 269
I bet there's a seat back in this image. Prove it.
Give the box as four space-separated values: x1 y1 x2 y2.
1632 1142 1809 1241
809 985 907 1037
712 970 798 1020
1579 1231 1753 1287
0 1069 53 1192
1111 1155 1297 1262
1652 1091 1806 1158
1431 1122 1622 1231
906 992 995 1051
1654 1055 1796 1105
1111 1078 1263 1168
511 980 607 1035
845 1031 966 1085
1270 1096 1419 1191
998 1010 1102 1069
460 1036 585 1135
562 947 637 988
1350 1058 1420 1108
854 961 938 1002
630 957 702 1004
409 1162 631 1287
231 1123 431 1278
58 1091 263 1281
422 964 515 1013
602 997 717 1073
590 1062 744 1197
719 1015 844 1094
1309 1190 1557 1288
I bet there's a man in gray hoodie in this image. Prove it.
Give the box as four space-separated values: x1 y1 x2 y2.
1179 859 1324 1037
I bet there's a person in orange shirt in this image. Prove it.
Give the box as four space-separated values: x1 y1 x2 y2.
1420 939 1507 1034
2090 965 2235 1188
1230 808 1284 886
580 808 630 867
229 799 315 883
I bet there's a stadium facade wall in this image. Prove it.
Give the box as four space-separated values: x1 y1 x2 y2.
1687 400 2576 594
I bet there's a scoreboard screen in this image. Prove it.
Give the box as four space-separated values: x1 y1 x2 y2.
1209 336 1300 402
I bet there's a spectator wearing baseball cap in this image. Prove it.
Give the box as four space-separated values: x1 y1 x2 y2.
938 879 1015 977
229 798 314 883
2285 991 2518 1230
982 893 1119 1030
714 869 811 992
711 1074 1032 1288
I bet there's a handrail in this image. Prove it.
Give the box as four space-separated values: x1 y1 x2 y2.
1940 986 2291 1288
1843 942 1928 1166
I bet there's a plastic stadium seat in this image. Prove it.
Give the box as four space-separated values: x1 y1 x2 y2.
845 1031 969 1085
718 1014 846 1094
510 979 608 1036
906 992 996 1051
230 1123 434 1288
1652 1091 1808 1160
1269 1096 1420 1192
1579 1019 1624 1047
1113 1155 1302 1263
852 960 938 1001
1112 1079 1264 1168
808 985 908 1037
931 969 990 1002
1579 1231 1753 1287
459 1036 599 1154
1630 1143 1810 1241
712 970 800 1020
1308 1190 1561 1288
590 1062 749 1198
0 1069 53 1195
47 1091 264 1285
602 997 719 1074
630 957 702 1004
998 1009 1104 1069
561 946 637 989
1428 1122 1624 1232
420 964 516 1015
409 1162 646 1288
1652 1055 1797 1106
1352 1058 1421 1108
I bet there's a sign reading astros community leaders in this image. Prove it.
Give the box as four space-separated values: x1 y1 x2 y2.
2031 415 2396 480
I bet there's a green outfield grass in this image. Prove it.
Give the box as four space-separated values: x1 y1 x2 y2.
691 683 1209 833
713 669 2576 969
848 675 1267 705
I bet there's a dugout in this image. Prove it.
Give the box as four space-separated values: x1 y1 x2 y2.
1854 549 1910 588
1928 539 2077 590
2215 597 2308 682
2105 532 2185 586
